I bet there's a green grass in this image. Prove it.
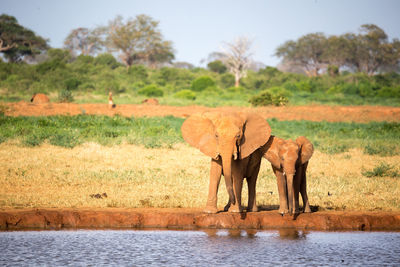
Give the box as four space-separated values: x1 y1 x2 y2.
268 119 400 155
1 114 399 155
362 162 400 178
0 114 184 148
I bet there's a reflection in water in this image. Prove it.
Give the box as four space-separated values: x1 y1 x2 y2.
278 228 308 240
202 228 258 238
0 230 399 266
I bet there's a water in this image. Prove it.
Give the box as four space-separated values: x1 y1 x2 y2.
0 229 399 266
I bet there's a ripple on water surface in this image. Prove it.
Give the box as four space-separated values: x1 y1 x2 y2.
0 229 399 266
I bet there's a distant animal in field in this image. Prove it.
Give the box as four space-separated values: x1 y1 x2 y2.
142 98 159 105
108 91 116 109
30 93 50 104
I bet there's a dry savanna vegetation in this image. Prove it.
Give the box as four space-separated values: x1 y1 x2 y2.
1 140 399 212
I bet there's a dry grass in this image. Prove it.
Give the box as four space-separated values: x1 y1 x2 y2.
1 141 399 211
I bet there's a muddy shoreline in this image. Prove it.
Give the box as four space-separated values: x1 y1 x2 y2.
1 208 399 231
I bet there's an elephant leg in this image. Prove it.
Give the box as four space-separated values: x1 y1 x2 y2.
293 168 301 215
300 163 311 213
228 161 243 213
204 158 222 213
273 166 289 214
246 161 261 212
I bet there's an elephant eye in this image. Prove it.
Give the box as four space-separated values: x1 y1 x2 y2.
215 133 219 138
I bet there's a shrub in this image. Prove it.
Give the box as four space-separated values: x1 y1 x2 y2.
65 77 81 91
377 86 400 98
58 89 74 102
362 162 399 178
249 91 273 106
219 73 235 89
174 90 196 100
94 53 121 69
137 84 164 97
207 60 227 74
129 65 148 82
191 76 215 92
249 87 290 106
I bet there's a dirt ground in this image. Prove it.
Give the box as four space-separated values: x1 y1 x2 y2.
3 101 400 122
1 208 400 231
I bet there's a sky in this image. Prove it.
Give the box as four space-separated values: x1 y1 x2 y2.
2 0 400 67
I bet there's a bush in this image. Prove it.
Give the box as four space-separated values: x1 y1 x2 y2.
249 87 290 106
191 76 215 92
219 73 235 89
129 65 148 82
94 53 121 69
377 86 400 98
249 91 273 106
362 162 399 178
174 90 196 100
65 77 81 91
137 84 164 97
207 60 227 74
58 89 74 102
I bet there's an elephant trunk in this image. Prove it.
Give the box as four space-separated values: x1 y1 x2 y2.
221 152 235 205
286 173 295 215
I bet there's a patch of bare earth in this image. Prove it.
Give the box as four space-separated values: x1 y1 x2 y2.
3 102 400 122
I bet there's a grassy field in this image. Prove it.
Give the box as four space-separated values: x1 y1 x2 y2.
0 114 399 211
1 114 399 155
0 141 399 211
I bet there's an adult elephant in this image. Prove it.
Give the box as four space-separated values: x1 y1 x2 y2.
263 136 314 216
181 111 271 213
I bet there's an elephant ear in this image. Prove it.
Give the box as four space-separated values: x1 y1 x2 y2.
296 136 314 164
240 113 272 159
181 114 218 159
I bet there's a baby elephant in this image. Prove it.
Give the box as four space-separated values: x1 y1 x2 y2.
263 136 314 216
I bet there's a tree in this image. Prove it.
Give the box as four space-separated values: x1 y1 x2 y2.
221 36 253 87
105 14 174 68
0 14 49 62
207 60 227 73
64 27 104 56
276 33 327 77
353 24 399 75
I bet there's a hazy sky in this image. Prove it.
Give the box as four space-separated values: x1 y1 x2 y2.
2 0 400 67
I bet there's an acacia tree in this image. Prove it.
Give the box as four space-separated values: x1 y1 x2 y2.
276 33 327 77
64 27 104 56
275 24 400 75
105 14 174 68
351 24 399 75
0 14 49 62
221 36 253 87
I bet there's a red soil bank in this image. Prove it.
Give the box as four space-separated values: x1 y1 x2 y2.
1 208 399 231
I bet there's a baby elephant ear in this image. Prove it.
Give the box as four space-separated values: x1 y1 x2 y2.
296 136 314 164
181 114 218 159
241 113 272 159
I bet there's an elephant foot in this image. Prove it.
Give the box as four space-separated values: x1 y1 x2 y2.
304 206 312 213
203 206 218 214
223 203 231 212
247 206 258 212
228 205 242 213
278 208 289 215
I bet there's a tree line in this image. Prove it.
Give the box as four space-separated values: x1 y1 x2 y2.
276 24 400 76
0 13 400 106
